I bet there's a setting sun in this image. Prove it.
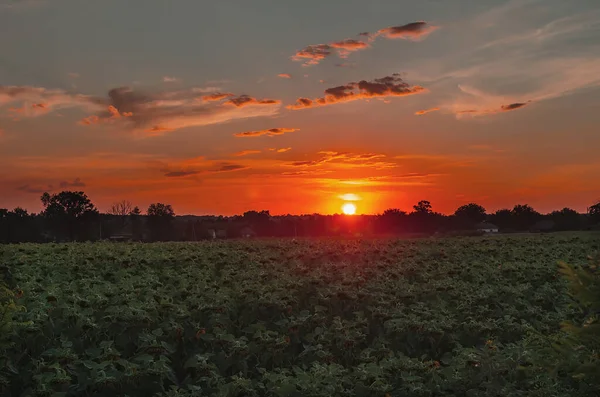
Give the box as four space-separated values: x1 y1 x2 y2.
342 202 357 215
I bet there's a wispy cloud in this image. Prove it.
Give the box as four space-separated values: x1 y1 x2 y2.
163 76 181 83
234 150 261 157
59 177 86 188
415 107 440 116
288 74 425 110
277 73 292 79
233 128 298 138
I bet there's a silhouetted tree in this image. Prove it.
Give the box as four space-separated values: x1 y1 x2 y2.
454 203 487 227
413 200 433 214
243 210 272 236
511 204 541 231
490 209 513 231
130 206 143 240
550 208 583 231
588 201 600 225
40 191 99 241
147 203 175 241
109 200 133 216
379 208 407 234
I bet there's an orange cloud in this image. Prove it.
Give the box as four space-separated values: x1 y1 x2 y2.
456 102 530 117
377 21 439 40
287 151 387 167
234 150 261 157
291 44 333 66
202 92 234 101
277 147 291 153
330 39 369 58
278 73 292 79
233 128 298 138
224 95 280 107
415 107 439 115
2 85 280 133
288 74 425 110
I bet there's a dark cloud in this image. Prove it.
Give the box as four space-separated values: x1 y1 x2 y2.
164 170 200 178
214 163 248 172
288 73 425 110
291 21 436 66
59 178 86 188
224 95 280 107
377 21 438 40
501 102 528 111
16 184 44 194
81 87 280 132
233 128 299 138
291 44 333 66
201 92 234 101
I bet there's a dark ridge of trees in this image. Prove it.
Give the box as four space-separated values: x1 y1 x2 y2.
0 191 599 243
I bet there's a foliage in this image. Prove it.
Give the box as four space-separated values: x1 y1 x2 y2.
553 253 600 389
454 203 487 225
1 232 599 396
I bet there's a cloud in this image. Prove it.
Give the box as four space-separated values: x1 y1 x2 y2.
291 44 333 66
215 163 248 172
276 147 291 153
59 178 86 188
1 85 280 133
164 170 200 178
287 151 388 167
501 102 528 111
288 73 425 110
234 150 261 157
455 101 531 117
415 107 440 115
291 21 435 66
224 95 279 107
233 128 298 138
163 76 181 83
16 184 44 194
201 92 234 101
145 125 175 134
376 21 439 40
82 87 280 132
0 85 96 117
278 73 292 79
68 72 80 79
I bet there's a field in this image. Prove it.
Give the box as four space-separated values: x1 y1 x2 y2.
2 233 599 396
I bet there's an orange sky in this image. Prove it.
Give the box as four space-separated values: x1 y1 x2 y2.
1 0 599 215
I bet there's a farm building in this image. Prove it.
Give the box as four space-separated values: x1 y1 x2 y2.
476 222 499 233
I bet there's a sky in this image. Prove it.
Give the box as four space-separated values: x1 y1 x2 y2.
1 0 600 216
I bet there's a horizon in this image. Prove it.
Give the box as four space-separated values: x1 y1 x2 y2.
1 0 600 215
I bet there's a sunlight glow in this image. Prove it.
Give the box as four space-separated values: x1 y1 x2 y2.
342 202 357 215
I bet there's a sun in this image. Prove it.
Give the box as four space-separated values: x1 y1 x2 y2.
342 202 357 215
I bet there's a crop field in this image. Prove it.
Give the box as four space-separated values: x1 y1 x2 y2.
1 233 599 397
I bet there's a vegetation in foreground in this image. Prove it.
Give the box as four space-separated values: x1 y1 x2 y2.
1 233 599 396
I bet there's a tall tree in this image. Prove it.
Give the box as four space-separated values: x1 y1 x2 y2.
40 191 98 241
109 200 133 216
413 200 433 214
454 203 487 226
147 203 175 241
588 201 600 224
511 204 541 231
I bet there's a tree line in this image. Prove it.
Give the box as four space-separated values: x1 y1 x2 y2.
1 191 599 243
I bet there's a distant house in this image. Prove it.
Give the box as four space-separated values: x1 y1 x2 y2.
207 229 217 239
476 222 499 233
109 233 132 242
